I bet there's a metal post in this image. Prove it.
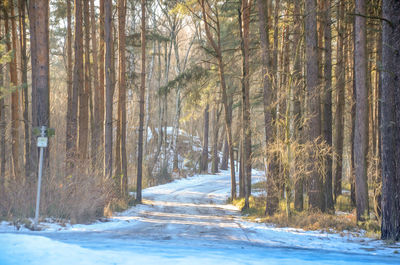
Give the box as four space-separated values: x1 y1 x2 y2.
234 149 239 173
34 126 46 230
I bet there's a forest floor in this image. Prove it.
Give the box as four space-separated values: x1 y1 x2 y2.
1 170 400 264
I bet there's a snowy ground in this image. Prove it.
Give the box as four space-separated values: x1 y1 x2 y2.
1 170 399 265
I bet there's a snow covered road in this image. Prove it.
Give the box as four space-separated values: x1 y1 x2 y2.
1 170 399 264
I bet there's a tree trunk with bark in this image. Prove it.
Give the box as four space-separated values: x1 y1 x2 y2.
380 0 400 241
257 0 278 215
79 0 90 162
65 0 73 175
67 0 83 175
211 104 221 174
29 0 50 176
28 0 38 177
104 0 113 179
19 0 30 180
98 0 105 175
116 0 128 198
0 29 4 187
239 0 252 209
305 0 324 212
200 105 209 173
323 0 334 211
354 0 369 222
89 0 101 171
136 0 146 203
4 2 21 181
334 0 345 201
291 0 303 212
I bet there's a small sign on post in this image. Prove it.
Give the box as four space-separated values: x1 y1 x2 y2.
37 137 48 148
33 126 48 230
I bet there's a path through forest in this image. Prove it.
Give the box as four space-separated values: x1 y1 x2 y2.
1 170 399 264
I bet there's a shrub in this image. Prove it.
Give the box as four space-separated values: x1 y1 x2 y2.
0 168 114 225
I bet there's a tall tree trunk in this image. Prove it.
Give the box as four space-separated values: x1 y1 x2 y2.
19 0 30 180
11 0 20 181
79 0 90 162
305 0 324 212
98 0 105 174
0 32 5 186
211 105 220 174
147 40 163 179
200 104 209 173
172 32 181 172
144 9 157 157
348 17 356 207
90 0 101 171
117 0 128 198
334 0 345 201
292 0 303 212
29 0 50 176
28 0 38 178
239 137 245 198
272 0 279 82
161 40 172 168
120 0 128 199
239 0 252 209
371 18 382 219
381 0 400 241
67 0 83 175
4 2 21 181
323 0 334 211
136 0 146 203
257 0 278 215
65 0 73 175
104 0 113 179
354 0 369 222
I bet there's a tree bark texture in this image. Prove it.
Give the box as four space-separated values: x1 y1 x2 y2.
65 0 73 175
89 0 102 171
291 0 303 212
257 0 279 215
305 0 324 212
79 0 90 162
0 36 4 186
380 0 400 241
29 0 50 175
354 0 369 221
4 2 21 181
104 0 113 179
136 0 146 203
211 106 219 174
117 0 128 198
19 0 30 180
239 0 252 209
323 0 334 211
67 0 83 174
201 105 209 173
334 0 345 200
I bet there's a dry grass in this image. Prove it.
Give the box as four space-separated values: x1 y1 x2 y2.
233 195 380 236
0 167 114 225
263 211 358 232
